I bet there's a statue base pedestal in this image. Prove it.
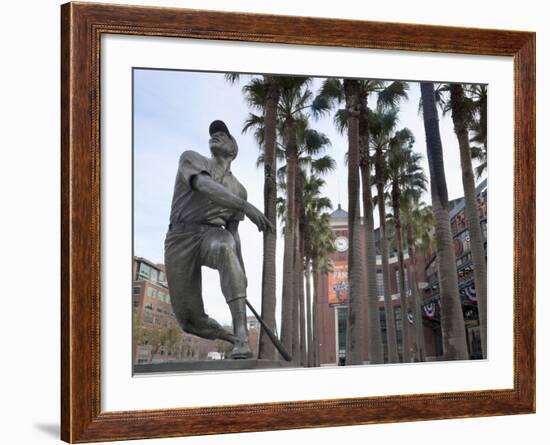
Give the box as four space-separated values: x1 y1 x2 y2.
133 359 294 374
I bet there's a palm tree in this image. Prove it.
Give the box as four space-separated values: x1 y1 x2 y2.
316 80 409 364
309 214 336 366
358 109 384 365
375 83 410 363
270 118 334 365
448 83 488 359
465 84 487 165
288 166 335 368
228 74 280 360
277 174 332 367
290 121 334 366
302 174 333 366
402 196 430 362
295 217 305 365
243 76 319 363
467 84 487 179
470 121 487 179
369 109 401 363
420 82 469 360
338 79 365 365
385 129 426 362
304 260 314 366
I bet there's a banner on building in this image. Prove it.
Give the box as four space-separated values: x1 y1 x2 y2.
327 262 348 306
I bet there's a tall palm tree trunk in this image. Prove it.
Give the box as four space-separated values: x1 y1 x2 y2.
359 129 384 364
391 182 412 362
296 173 308 366
258 76 279 360
298 226 307 366
280 119 298 357
450 83 488 359
420 82 469 361
479 89 487 151
292 171 306 366
344 79 365 365
311 258 321 366
291 177 302 366
375 153 399 363
406 222 426 361
305 259 313 367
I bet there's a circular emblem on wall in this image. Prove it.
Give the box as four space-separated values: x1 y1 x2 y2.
335 236 349 252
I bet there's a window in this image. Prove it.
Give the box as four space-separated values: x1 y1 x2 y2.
147 287 156 298
376 270 384 297
138 263 151 280
133 286 140 295
337 307 348 362
394 307 403 346
150 268 159 283
395 267 408 292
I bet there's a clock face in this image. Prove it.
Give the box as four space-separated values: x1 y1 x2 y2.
335 236 349 252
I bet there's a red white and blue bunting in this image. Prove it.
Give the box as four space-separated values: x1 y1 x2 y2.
423 302 437 319
462 283 477 303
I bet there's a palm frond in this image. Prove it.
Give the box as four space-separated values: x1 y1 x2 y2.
242 112 266 147
333 108 348 134
224 73 240 84
310 94 332 119
242 77 267 111
376 81 409 111
302 129 331 155
311 155 337 175
320 78 344 102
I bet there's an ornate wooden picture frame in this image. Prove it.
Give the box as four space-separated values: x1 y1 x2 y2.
61 2 535 442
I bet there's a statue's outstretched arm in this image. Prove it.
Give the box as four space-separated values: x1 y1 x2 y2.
192 173 274 233
191 173 245 211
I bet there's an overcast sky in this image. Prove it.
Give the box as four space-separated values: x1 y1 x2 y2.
133 68 483 326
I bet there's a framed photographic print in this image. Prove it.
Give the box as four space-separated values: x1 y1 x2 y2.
61 1 535 442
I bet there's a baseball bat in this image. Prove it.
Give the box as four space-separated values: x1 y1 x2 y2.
245 299 292 362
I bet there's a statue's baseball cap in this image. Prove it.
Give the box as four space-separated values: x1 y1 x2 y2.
209 120 231 137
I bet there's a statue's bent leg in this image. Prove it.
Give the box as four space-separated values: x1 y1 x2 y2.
200 229 252 359
226 298 252 359
165 230 236 344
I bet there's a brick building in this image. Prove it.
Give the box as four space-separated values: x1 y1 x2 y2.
132 257 224 365
316 205 427 365
421 179 487 360
132 256 260 366
316 179 487 365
